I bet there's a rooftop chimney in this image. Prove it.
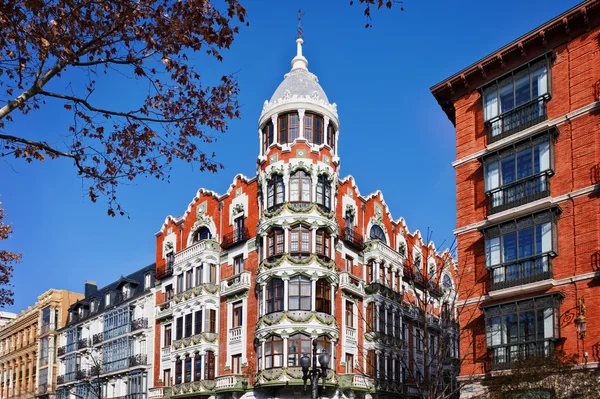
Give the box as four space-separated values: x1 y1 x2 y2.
85 281 98 298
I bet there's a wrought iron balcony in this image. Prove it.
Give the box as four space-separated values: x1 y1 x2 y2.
221 228 250 249
129 354 148 367
491 339 555 370
77 338 90 350
131 317 149 332
487 95 549 143
40 323 56 335
92 332 103 345
341 227 364 250
488 173 551 214
57 346 66 357
489 254 553 291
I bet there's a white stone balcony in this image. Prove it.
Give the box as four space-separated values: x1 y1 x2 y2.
156 300 173 319
339 271 365 297
161 346 171 361
215 375 246 392
148 387 164 399
220 271 251 297
352 374 371 389
174 239 220 266
229 327 242 345
364 239 403 269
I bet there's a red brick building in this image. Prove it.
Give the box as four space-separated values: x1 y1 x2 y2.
431 1 600 396
148 36 458 399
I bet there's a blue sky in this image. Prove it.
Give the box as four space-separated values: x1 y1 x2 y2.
1 0 581 312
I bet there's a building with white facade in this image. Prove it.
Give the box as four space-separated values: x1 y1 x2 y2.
55 266 155 399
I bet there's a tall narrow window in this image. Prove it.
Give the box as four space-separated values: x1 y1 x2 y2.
209 264 217 284
176 274 184 294
288 276 311 311
266 278 284 314
264 336 283 369
194 354 201 382
267 229 285 258
184 356 192 383
184 314 192 338
327 124 336 152
303 114 324 144
289 171 311 206
234 216 245 243
366 303 374 333
289 114 299 141
204 352 215 380
232 354 242 374
316 280 331 314
290 225 311 259
176 317 183 340
207 309 216 333
186 270 193 290
262 121 274 154
175 359 182 384
345 301 354 328
232 301 243 328
233 256 244 276
267 175 284 209
287 334 311 366
316 176 331 210
367 350 375 377
164 325 172 347
194 310 202 335
278 114 288 144
345 256 353 272
366 261 373 284
195 266 203 287
164 369 172 386
345 353 354 374
316 229 331 259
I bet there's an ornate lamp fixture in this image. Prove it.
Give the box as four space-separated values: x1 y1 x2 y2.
300 340 330 399
575 296 587 338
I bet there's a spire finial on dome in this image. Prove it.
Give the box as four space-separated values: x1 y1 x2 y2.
291 9 308 71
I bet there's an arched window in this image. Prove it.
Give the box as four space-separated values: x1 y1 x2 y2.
315 229 330 258
267 175 284 210
287 333 312 366
262 121 274 154
288 276 311 311
278 113 299 144
304 114 324 144
193 227 211 243
316 176 331 210
204 351 215 380
289 171 311 206
194 353 201 381
266 278 284 314
315 280 331 314
264 336 283 369
369 225 386 243
267 228 284 258
289 225 310 259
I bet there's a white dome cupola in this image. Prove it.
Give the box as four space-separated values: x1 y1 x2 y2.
258 36 340 161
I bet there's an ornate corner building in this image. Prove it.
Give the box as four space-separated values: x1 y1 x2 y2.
149 37 459 399
431 1 600 396
0 289 84 399
54 266 156 399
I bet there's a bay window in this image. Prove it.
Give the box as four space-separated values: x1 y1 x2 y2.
316 176 331 210
287 334 311 366
278 113 299 143
267 228 285 258
483 56 550 141
266 278 284 314
315 229 330 258
485 294 562 369
288 276 311 311
267 175 284 210
289 225 310 259
484 210 556 290
204 351 215 380
315 336 332 367
315 279 331 314
289 171 311 206
484 134 553 213
264 336 283 369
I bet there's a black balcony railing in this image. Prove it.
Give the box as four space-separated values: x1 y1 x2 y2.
40 324 55 335
90 364 102 377
129 354 148 367
221 228 250 249
488 174 551 214
487 95 549 143
131 318 149 331
38 383 48 394
76 368 90 380
491 339 555 370
341 228 364 250
92 332 103 345
57 375 64 385
77 338 90 350
490 254 552 291
57 346 66 357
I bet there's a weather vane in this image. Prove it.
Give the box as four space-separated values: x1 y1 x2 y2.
297 8 305 39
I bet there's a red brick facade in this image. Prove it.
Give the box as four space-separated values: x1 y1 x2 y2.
432 0 600 393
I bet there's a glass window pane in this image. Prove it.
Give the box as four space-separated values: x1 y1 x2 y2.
484 89 498 121
499 81 514 113
534 141 550 173
531 65 548 97
518 227 534 259
502 232 517 263
486 237 501 266
517 148 533 180
514 74 530 106
501 156 515 185
485 161 500 191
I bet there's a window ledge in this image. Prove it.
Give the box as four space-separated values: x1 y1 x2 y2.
487 279 554 301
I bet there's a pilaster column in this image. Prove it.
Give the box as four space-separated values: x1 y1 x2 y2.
282 337 288 368
334 128 339 155
29 355 34 393
298 109 305 139
14 359 20 396
311 279 317 312
283 226 290 253
323 117 330 146
270 115 278 145
258 128 263 157
260 340 266 371
375 303 381 333
330 285 335 315
311 229 317 254
283 279 289 312
261 283 267 317
262 235 267 261
373 261 380 284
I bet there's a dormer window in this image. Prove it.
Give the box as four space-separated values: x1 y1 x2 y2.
145 273 151 290
105 293 111 307
123 284 131 299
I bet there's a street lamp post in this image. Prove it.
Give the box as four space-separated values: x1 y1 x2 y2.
300 340 330 399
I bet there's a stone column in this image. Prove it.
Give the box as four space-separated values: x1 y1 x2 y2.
298 109 305 139
323 117 330 146
282 337 288 368
261 283 266 317
283 226 289 253
330 285 335 315
311 279 317 312
283 279 289 312
270 115 278 146
15 358 20 397
29 354 35 394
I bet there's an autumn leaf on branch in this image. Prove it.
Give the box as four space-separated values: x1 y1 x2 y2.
0 199 21 307
0 0 247 216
